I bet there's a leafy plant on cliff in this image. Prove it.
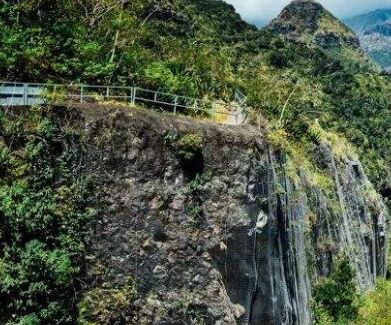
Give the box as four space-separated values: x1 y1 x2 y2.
177 133 203 161
77 277 136 325
0 108 95 324
186 173 208 228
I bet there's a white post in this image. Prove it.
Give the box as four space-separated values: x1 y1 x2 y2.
132 87 137 105
23 84 28 105
174 96 178 114
106 86 110 99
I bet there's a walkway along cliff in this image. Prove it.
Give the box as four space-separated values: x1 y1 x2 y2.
47 103 386 324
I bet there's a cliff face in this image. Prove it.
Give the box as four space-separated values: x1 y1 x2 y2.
77 105 388 324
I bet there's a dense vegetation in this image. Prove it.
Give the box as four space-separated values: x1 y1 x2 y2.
0 107 95 324
0 0 251 99
1 0 391 323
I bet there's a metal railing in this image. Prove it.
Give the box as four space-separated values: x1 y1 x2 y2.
0 82 247 125
234 89 247 106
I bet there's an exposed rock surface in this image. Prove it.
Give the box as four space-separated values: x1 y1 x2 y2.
71 104 389 325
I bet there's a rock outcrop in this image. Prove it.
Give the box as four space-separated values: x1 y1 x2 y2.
74 105 388 324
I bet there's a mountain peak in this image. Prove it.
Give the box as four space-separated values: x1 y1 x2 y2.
267 0 359 49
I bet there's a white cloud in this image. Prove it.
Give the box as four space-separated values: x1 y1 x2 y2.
225 0 391 25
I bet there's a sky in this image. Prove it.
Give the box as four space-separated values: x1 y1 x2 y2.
225 0 391 26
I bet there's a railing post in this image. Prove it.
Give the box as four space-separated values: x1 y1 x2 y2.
80 85 84 103
132 87 137 105
154 91 157 102
23 83 28 105
174 96 178 114
106 86 110 99
193 99 198 113
51 84 57 104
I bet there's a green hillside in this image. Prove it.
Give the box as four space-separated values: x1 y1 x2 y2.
1 0 391 243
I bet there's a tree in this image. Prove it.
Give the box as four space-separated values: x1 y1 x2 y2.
313 256 360 323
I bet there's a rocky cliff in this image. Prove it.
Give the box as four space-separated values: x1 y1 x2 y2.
67 104 388 324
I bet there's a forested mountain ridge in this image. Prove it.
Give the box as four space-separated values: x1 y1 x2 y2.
1 0 391 324
345 8 391 33
345 8 391 71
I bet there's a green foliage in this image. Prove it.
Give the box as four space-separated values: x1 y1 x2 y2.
145 62 187 93
163 129 179 146
177 133 203 161
77 278 136 325
357 279 391 325
0 0 244 99
186 173 207 228
313 256 360 324
311 302 334 325
0 108 95 324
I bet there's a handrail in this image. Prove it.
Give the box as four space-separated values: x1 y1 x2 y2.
0 81 247 125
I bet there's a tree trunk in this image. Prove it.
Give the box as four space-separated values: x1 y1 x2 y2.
109 0 125 64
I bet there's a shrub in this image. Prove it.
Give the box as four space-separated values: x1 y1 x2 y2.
177 133 203 161
313 256 360 324
78 279 136 325
312 302 334 325
357 279 391 325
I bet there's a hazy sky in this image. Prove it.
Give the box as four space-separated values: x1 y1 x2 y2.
225 0 391 25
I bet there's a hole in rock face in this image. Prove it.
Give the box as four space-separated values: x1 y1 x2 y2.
176 133 205 181
181 152 204 181
380 186 391 201
153 229 169 242
352 163 362 179
186 303 215 325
